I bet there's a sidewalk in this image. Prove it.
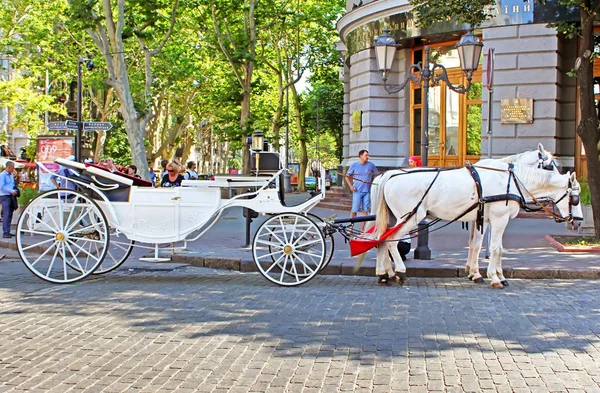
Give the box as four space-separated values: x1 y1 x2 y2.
2 192 599 280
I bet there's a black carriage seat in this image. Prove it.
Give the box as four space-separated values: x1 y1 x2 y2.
53 158 131 202
82 164 133 202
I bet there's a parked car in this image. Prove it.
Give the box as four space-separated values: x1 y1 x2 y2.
305 176 317 191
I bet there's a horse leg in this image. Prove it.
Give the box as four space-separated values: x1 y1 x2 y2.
388 239 407 286
468 223 487 284
465 224 476 279
487 215 509 289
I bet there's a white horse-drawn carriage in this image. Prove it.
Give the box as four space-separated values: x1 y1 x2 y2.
15 144 583 289
16 158 333 286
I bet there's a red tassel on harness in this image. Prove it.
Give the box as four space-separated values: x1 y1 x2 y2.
348 222 404 256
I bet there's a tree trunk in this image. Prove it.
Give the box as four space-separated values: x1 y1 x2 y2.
241 88 251 173
576 4 600 238
290 83 307 192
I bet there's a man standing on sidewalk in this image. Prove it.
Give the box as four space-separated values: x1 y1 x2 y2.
345 150 378 225
0 161 17 238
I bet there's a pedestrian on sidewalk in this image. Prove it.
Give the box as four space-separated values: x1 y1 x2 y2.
0 161 18 238
345 150 378 229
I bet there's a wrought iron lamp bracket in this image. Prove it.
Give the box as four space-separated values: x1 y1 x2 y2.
430 63 472 94
382 63 423 94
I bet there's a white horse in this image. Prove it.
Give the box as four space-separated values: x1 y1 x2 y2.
373 163 582 288
367 144 558 284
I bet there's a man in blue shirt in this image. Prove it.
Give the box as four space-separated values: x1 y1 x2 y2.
0 161 17 238
345 150 378 225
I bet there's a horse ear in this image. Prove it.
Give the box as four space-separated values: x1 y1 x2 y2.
570 172 577 183
537 143 544 153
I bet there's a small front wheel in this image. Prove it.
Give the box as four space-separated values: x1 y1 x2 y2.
252 213 325 286
16 189 110 283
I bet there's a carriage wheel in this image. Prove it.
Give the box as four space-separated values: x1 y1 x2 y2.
253 213 325 286
91 233 134 275
16 189 110 284
268 213 335 278
306 213 335 270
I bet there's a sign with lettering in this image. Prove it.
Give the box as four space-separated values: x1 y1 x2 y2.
500 98 534 124
352 111 362 132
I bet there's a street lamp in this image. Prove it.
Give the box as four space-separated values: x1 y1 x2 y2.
251 130 264 173
374 28 483 259
76 56 94 162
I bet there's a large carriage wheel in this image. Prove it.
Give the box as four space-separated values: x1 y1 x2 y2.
253 213 325 286
91 233 134 275
306 213 335 270
16 189 110 284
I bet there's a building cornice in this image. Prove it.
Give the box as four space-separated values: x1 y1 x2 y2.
337 0 413 44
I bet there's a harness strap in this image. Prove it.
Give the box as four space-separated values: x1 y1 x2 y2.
465 164 484 232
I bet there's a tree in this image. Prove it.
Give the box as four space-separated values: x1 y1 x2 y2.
69 0 180 180
410 0 600 238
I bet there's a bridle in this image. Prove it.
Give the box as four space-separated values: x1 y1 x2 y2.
538 151 558 171
513 170 581 223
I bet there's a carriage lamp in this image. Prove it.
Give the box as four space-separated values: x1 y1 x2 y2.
251 130 265 174
374 29 483 260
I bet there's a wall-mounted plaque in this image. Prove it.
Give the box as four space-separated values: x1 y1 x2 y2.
500 98 534 124
352 110 362 132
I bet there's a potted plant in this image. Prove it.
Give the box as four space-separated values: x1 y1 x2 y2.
578 178 594 234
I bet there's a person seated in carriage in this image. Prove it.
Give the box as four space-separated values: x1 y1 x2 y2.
50 155 78 191
161 162 184 188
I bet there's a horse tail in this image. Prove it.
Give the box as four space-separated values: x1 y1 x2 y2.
376 179 389 239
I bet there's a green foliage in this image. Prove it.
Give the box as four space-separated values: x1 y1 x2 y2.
466 82 482 155
409 0 496 28
17 187 39 207
104 124 132 165
579 178 592 205
0 77 66 149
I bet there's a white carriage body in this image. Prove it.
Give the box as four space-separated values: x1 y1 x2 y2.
44 159 324 244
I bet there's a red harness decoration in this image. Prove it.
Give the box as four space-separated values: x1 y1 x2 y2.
348 222 404 256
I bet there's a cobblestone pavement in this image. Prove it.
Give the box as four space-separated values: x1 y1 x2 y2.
1 258 600 393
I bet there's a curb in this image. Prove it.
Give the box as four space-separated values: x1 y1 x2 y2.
171 254 600 280
545 234 600 253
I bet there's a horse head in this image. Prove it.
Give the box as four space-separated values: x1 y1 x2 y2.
551 172 582 230
537 143 557 171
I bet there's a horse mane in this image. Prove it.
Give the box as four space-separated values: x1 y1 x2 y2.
512 164 557 188
499 150 551 164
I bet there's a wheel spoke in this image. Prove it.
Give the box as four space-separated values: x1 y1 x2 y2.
44 246 61 276
264 254 286 274
67 239 101 263
39 199 60 231
63 195 80 229
30 242 57 267
28 210 58 233
291 252 316 274
65 241 87 273
277 216 290 244
255 249 284 260
263 226 286 246
20 237 56 252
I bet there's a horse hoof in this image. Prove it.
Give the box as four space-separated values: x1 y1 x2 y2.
473 277 485 284
500 280 509 287
491 282 504 289
467 274 474 280
377 274 389 285
394 272 407 287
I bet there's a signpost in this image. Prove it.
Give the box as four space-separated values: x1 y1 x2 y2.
46 122 70 131
83 122 113 131
46 120 112 162
65 120 79 130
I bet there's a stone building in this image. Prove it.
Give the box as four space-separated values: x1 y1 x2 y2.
337 0 589 175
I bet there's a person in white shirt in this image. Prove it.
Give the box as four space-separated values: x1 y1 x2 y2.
184 161 199 180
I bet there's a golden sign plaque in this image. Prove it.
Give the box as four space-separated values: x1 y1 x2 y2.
352 111 362 132
501 98 534 124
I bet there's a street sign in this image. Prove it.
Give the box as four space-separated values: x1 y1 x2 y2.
65 120 79 130
83 122 113 131
46 122 69 131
